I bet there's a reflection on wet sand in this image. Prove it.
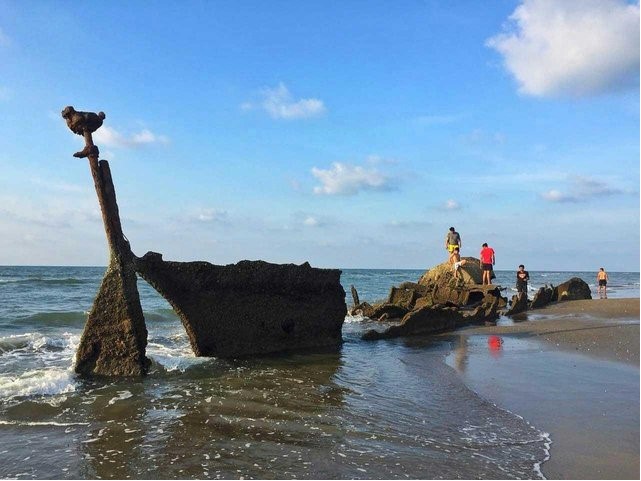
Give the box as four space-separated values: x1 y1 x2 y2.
80 353 344 479
80 381 150 479
453 335 469 373
487 335 503 359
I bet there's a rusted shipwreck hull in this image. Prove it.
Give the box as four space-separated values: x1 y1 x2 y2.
135 252 346 358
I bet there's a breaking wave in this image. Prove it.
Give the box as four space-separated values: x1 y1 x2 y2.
0 368 77 400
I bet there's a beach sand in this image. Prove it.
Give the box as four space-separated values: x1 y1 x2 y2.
445 298 640 479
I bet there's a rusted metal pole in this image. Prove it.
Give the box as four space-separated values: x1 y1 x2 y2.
81 130 129 258
62 106 148 376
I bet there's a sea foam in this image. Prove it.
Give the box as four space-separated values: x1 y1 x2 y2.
0 368 76 399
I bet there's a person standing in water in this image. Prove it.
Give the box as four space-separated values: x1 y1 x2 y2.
445 227 461 254
479 243 495 285
516 264 529 297
597 268 609 299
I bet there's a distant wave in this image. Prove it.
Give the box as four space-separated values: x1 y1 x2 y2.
144 309 181 323
0 277 89 286
12 309 180 328
17 311 87 328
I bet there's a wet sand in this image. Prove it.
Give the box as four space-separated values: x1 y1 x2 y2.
447 298 640 479
463 298 640 365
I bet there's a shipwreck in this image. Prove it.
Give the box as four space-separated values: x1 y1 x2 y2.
62 105 592 376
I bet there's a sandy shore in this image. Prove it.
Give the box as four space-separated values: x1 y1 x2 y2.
445 298 640 479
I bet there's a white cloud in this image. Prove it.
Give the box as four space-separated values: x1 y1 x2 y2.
303 216 320 227
131 129 164 144
311 162 393 196
487 0 640 97
287 212 331 228
243 83 326 119
93 125 169 148
541 189 575 202
194 208 228 223
444 199 461 210
541 175 622 202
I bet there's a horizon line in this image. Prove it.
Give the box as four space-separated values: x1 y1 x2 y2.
1 264 639 274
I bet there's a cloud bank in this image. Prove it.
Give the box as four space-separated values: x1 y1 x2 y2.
487 0 640 97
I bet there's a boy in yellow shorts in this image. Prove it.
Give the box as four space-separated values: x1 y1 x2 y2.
445 227 461 254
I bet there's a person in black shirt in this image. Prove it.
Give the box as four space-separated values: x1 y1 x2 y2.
516 265 529 296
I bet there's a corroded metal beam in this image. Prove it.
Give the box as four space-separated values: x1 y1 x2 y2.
62 106 149 376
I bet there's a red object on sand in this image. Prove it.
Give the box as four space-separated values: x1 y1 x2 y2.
488 335 503 351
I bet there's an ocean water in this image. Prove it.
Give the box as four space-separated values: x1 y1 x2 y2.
0 266 637 479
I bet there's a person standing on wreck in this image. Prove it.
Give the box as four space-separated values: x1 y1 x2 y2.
479 243 495 285
445 227 461 254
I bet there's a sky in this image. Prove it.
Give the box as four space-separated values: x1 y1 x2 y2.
0 0 639 271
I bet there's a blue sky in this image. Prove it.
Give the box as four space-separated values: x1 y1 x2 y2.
0 0 639 271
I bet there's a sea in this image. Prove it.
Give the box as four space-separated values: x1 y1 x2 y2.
0 266 638 479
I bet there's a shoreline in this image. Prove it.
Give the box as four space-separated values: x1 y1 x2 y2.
457 298 640 365
442 298 640 479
